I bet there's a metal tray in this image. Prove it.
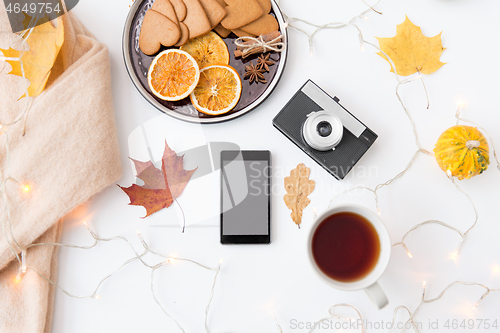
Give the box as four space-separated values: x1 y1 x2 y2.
122 0 288 124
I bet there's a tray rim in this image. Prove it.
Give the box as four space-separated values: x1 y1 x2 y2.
122 0 288 124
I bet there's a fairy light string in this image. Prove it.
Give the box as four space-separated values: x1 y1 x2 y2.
308 303 366 333
0 1 499 332
390 281 500 332
281 1 500 328
308 281 499 333
278 0 383 56
282 0 499 259
24 222 224 333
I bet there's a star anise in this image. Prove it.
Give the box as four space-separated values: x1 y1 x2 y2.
256 53 274 72
244 62 267 84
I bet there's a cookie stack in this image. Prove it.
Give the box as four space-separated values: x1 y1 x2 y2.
216 0 278 38
139 0 278 55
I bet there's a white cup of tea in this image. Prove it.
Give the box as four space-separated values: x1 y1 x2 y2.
307 204 391 309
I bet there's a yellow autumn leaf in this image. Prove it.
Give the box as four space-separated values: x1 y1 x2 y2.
0 14 64 98
376 16 445 76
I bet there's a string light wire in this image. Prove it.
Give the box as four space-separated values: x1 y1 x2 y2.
1 1 499 332
25 222 223 333
308 303 366 333
392 281 499 332
278 0 382 56
296 1 500 260
309 282 499 333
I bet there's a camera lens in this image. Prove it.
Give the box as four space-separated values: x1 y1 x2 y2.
316 121 332 137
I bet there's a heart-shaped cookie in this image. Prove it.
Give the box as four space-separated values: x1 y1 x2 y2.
232 29 256 38
182 0 212 39
214 23 231 38
240 14 278 36
174 22 190 47
198 0 227 28
221 0 263 30
152 0 179 25
139 10 181 55
169 0 187 21
255 0 271 14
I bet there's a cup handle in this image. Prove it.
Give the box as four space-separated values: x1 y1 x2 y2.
364 282 388 309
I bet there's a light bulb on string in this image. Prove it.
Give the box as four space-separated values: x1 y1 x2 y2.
402 243 413 258
21 250 27 274
13 274 22 284
21 184 30 193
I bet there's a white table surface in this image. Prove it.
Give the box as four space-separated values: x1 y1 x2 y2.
53 0 500 332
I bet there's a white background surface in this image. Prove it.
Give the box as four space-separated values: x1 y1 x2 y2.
53 0 500 332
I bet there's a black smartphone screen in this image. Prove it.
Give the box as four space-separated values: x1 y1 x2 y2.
220 150 271 244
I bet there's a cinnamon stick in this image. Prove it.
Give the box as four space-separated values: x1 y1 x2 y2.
234 31 282 58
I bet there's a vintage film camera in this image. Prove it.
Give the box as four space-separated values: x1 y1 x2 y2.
273 80 378 180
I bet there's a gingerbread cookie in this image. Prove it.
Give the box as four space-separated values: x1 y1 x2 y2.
174 22 190 46
169 0 187 21
182 0 212 38
214 23 231 38
214 0 226 7
198 0 227 28
240 14 278 37
231 29 256 38
152 0 179 25
139 10 181 55
221 0 263 30
255 0 271 13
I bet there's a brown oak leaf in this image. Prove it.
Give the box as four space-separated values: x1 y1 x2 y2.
119 141 197 230
284 163 315 228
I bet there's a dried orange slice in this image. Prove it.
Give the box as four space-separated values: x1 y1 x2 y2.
147 49 200 101
190 65 242 116
180 32 230 69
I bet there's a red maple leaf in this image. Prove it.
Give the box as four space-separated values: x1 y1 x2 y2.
119 141 197 231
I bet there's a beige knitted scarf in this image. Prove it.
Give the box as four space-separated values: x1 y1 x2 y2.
0 8 122 332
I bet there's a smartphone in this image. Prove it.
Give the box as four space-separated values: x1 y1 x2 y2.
220 150 271 244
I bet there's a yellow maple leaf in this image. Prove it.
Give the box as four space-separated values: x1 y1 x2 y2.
376 16 445 76
0 15 64 98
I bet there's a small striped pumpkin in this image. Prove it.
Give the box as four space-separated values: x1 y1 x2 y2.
434 125 490 180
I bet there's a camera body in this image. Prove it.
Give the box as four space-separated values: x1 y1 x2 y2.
273 80 378 180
